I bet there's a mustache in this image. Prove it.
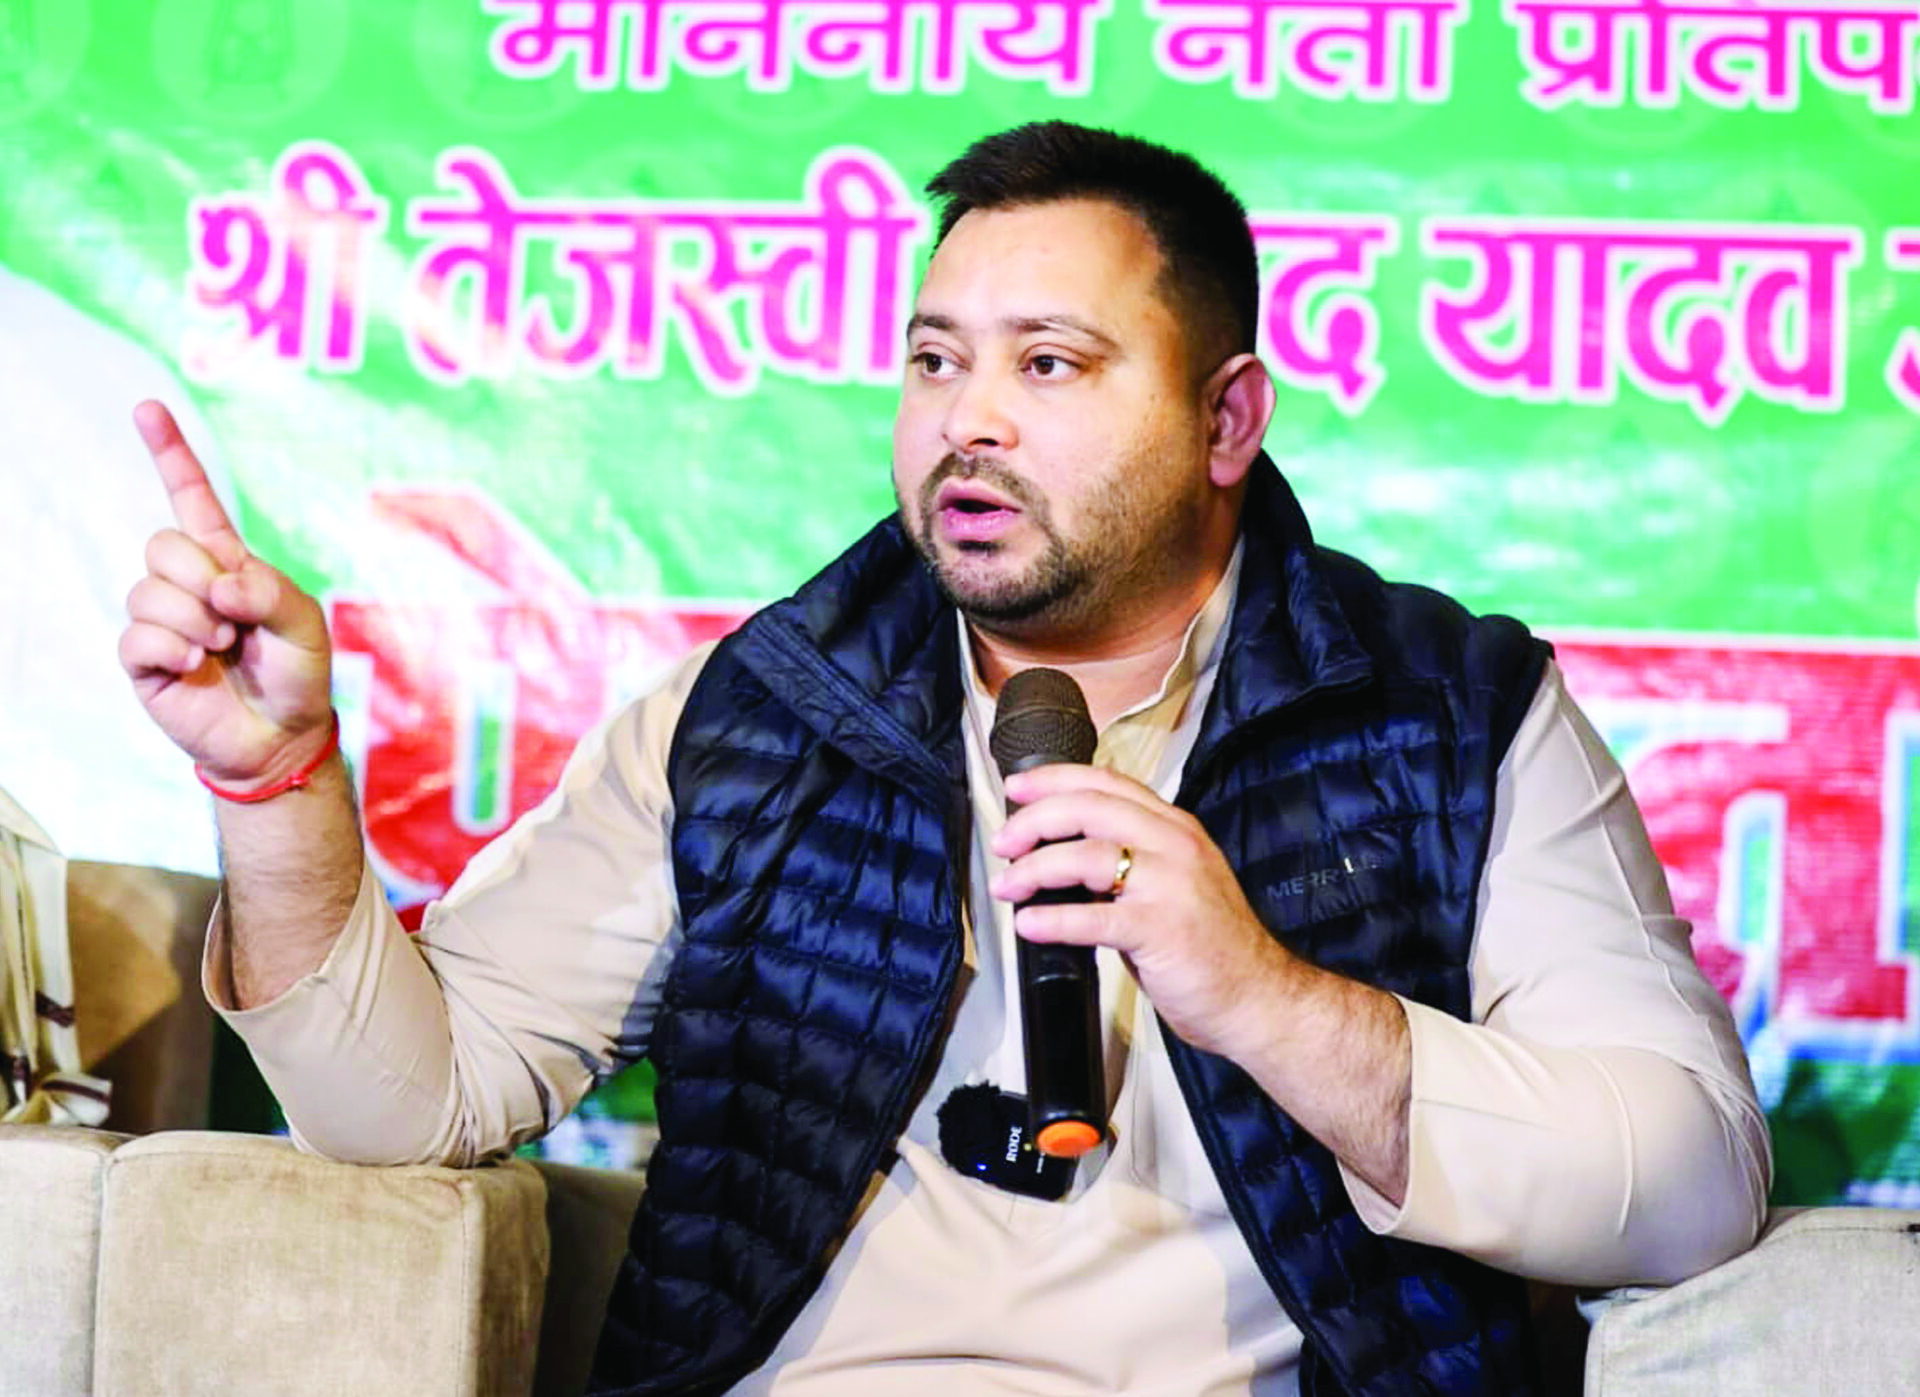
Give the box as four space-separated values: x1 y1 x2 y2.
918 453 1046 517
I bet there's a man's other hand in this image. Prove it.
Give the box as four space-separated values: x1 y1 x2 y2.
988 762 1293 1063
989 761 1413 1201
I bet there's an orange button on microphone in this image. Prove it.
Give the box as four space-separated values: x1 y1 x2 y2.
1035 1120 1102 1159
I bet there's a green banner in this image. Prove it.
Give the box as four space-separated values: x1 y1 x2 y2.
2 0 1917 1195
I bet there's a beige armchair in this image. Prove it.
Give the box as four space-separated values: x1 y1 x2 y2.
0 1121 648 1397
1 861 650 1397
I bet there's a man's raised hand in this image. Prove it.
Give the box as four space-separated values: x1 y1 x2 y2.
119 400 335 795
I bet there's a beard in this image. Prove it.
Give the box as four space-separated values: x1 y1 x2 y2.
902 451 1195 636
909 454 1085 624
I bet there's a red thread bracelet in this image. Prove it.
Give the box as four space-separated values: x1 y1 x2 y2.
196 712 341 804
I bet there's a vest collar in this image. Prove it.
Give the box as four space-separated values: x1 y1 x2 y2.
733 515 964 812
735 455 1372 810
1184 455 1374 780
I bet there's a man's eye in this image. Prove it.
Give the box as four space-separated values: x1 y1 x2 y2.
915 351 951 376
1028 354 1068 378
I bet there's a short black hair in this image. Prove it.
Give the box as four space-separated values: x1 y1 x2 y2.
925 122 1259 373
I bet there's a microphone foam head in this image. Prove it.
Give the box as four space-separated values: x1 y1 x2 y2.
990 667 1097 776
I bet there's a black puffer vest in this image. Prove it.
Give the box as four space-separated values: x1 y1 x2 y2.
590 459 1551 1396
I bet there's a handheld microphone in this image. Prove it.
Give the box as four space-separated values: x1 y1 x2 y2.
989 667 1105 1159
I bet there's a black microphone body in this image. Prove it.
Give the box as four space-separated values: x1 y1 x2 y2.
990 667 1105 1159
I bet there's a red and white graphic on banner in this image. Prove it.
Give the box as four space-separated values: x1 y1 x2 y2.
326 489 748 914
1555 636 1920 1046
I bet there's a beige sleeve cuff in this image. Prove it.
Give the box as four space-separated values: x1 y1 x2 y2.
201 860 466 1165
1341 997 1766 1287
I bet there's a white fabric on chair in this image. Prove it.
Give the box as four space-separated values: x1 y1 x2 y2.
1585 1206 1920 1396
0 1124 126 1397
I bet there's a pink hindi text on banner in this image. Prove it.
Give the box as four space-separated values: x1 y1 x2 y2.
404 145 925 393
1503 0 1918 115
1147 0 1464 100
185 142 389 380
1886 230 1920 412
1421 217 1861 425
482 0 1110 95
1250 215 1399 412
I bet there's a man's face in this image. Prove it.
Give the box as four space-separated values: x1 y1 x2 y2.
892 199 1218 642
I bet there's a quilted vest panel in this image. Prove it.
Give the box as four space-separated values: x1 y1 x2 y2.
590 460 1549 1396
1163 546 1548 1397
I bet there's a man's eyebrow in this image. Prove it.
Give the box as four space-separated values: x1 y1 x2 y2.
1010 316 1120 351
904 312 1120 352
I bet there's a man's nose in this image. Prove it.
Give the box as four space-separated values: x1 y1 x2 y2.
942 368 1018 453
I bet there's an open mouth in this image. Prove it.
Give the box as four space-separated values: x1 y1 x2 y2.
935 482 1022 544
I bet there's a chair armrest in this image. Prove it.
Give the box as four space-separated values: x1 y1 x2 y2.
0 1124 129 1397
92 1132 549 1397
1585 1206 1920 1396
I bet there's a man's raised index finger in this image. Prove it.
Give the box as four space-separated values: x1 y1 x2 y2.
134 399 246 569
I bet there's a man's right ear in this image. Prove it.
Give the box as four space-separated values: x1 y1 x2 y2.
1204 354 1277 489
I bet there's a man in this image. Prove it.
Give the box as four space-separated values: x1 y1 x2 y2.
120 123 1769 1395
